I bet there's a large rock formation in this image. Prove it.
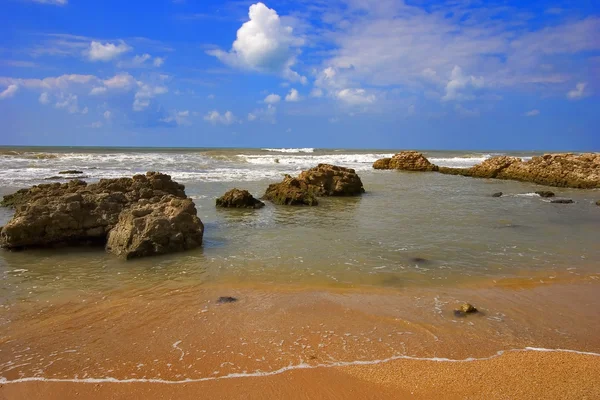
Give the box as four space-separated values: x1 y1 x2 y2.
263 175 319 206
216 188 265 209
373 151 438 171
0 172 204 258
263 164 365 206
298 164 365 196
106 196 203 259
439 153 600 188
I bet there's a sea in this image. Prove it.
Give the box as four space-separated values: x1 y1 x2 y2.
1 146 599 383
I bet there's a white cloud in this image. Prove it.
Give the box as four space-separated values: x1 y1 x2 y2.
247 104 277 123
133 82 168 111
103 73 136 89
407 104 415 115
336 88 375 105
153 57 165 67
264 93 281 104
285 88 300 102
161 110 191 126
567 82 587 100
207 94 215 99
55 93 80 113
310 88 323 98
81 107 88 114
39 92 50 104
0 85 19 100
86 41 131 62
88 121 103 128
204 110 236 125
247 113 257 121
207 2 306 82
28 0 67 5
0 74 97 91
442 66 484 101
524 109 540 117
455 104 480 117
90 86 107 95
103 110 112 120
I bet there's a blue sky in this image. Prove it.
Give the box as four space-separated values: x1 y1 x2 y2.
0 0 598 150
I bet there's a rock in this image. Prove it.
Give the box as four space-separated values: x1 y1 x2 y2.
298 164 364 196
468 156 522 179
535 191 555 198
217 296 238 304
491 192 503 197
105 196 203 259
1 188 31 208
216 189 265 209
410 257 430 264
59 170 83 174
550 199 574 204
263 175 318 206
596 200 600 206
373 151 438 171
44 175 89 180
0 172 200 258
453 303 478 317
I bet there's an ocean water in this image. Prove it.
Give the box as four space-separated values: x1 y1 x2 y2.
1 147 599 382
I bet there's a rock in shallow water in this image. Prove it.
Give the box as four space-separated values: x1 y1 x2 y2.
58 170 83 174
492 192 503 197
453 303 478 317
0 172 204 259
217 296 238 304
216 188 265 209
550 199 574 204
535 191 555 198
373 151 438 171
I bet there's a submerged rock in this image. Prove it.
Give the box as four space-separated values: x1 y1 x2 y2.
44 175 89 180
263 175 318 206
596 200 600 206
217 296 238 304
59 170 83 174
535 191 555 198
263 164 364 206
550 199 574 204
106 196 203 259
373 151 438 171
216 188 265 209
491 192 503 197
453 303 478 317
0 172 203 258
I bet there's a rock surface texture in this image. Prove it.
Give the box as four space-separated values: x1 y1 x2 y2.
216 189 265 209
0 172 204 258
263 164 364 206
372 151 438 171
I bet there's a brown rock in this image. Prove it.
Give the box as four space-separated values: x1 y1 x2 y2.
105 196 203 259
0 172 200 258
58 170 83 174
535 191 555 198
373 151 438 171
454 303 478 317
596 200 600 206
468 156 522 179
298 164 365 196
550 199 574 204
492 192 503 197
216 189 265 209
262 175 318 206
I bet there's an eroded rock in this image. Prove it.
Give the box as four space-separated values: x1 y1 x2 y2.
535 191 555 198
298 164 365 196
59 170 83 174
373 151 438 171
216 189 265 209
550 199 574 204
492 192 503 197
263 175 318 206
454 303 478 317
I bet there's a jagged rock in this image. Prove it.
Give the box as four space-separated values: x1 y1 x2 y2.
550 199 574 204
59 170 83 174
1 188 32 208
535 191 555 198
105 196 203 259
298 164 364 196
45 175 89 180
468 156 522 179
492 192 503 197
263 175 318 206
373 151 438 171
454 303 478 317
216 189 265 209
0 172 201 258
217 296 238 304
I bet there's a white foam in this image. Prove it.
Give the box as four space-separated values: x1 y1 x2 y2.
1 347 597 385
428 155 492 168
262 148 315 153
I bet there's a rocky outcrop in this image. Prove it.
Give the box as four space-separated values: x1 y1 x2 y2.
0 172 203 258
263 175 318 206
59 170 83 174
298 164 365 196
550 199 574 204
491 192 503 197
596 200 600 206
263 164 365 206
216 189 265 209
372 151 438 171
454 303 478 317
535 191 555 198
106 196 203 259
438 154 600 189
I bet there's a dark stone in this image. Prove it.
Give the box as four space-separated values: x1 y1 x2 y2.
491 192 503 197
535 191 555 198
550 199 574 204
216 188 265 209
217 296 238 304
596 200 600 206
58 170 84 174
410 257 430 264
44 175 89 180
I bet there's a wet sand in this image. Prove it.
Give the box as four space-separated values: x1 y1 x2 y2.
2 350 599 399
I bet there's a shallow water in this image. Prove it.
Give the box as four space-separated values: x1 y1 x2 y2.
0 147 599 382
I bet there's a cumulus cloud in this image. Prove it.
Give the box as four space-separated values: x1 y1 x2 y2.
442 66 484 101
39 92 50 104
204 110 236 125
310 88 323 98
567 82 587 99
524 109 540 117
0 85 18 99
247 113 257 121
0 74 97 91
207 2 306 82
103 110 112 120
133 82 168 111
86 41 131 62
247 104 277 123
264 93 281 104
336 88 375 105
103 73 136 90
55 93 81 113
455 104 480 117
89 86 107 95
161 110 191 126
153 57 165 67
28 0 67 5
285 88 300 102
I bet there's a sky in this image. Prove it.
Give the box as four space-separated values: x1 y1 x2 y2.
0 0 599 150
